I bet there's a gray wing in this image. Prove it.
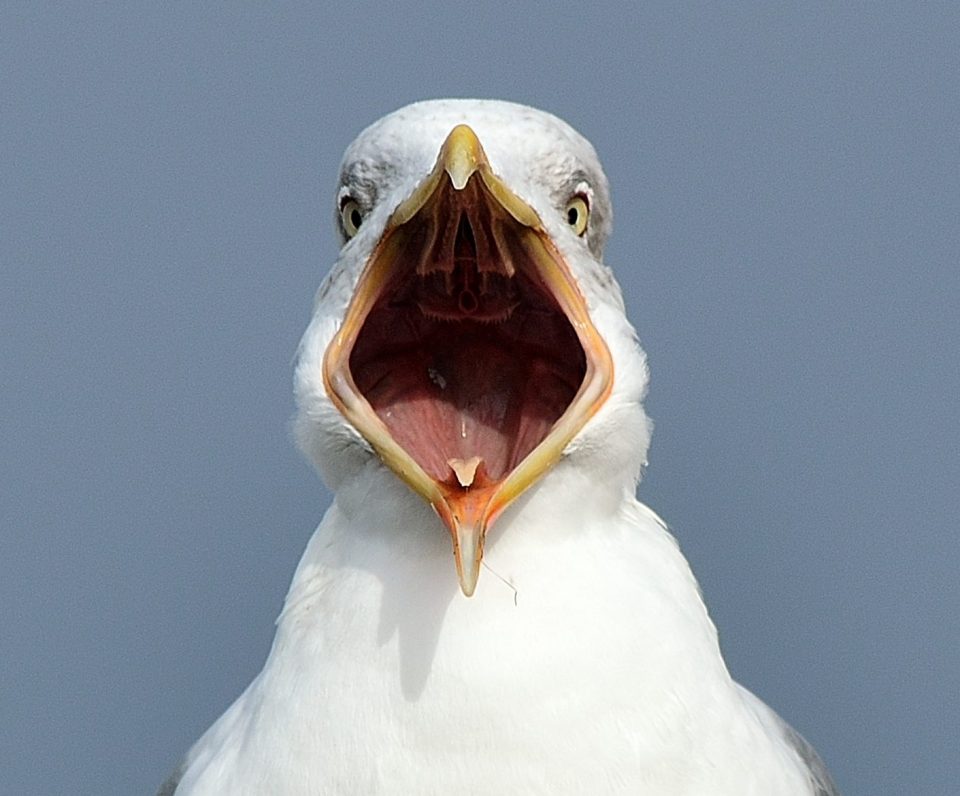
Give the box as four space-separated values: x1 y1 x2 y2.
156 760 185 796
736 683 840 796
777 718 841 796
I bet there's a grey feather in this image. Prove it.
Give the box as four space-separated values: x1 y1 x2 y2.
155 760 184 796
779 719 841 796
736 683 840 795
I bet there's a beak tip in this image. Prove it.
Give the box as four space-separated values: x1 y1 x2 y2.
453 517 485 597
441 124 486 191
457 564 481 597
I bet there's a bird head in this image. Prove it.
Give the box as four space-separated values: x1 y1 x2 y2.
296 100 651 596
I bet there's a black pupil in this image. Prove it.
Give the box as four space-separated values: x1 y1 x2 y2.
567 206 579 226
350 208 363 230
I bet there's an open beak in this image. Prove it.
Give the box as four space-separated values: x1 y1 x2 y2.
323 125 613 596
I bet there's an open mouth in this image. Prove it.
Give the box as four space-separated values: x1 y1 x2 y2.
323 126 613 595
351 178 587 490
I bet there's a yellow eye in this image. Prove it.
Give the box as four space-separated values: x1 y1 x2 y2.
340 199 363 238
565 195 589 236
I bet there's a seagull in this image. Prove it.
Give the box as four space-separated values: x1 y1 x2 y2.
161 100 838 795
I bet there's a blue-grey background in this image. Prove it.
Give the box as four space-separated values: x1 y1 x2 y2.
2 4 957 794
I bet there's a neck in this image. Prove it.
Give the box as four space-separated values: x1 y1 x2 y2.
183 461 787 794
278 457 730 708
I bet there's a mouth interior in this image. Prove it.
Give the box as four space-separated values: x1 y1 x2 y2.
348 188 586 490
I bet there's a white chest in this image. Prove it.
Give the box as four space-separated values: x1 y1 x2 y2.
178 490 808 795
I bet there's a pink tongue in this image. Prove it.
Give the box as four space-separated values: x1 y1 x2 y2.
359 326 574 486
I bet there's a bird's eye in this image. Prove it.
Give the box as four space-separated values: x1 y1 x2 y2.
340 198 364 238
565 195 589 236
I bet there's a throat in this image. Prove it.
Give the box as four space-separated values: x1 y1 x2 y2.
350 315 580 484
345 202 587 491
